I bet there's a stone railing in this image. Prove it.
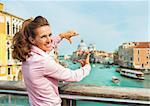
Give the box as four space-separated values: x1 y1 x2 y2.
0 81 149 106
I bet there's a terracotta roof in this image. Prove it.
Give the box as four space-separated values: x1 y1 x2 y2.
133 42 150 48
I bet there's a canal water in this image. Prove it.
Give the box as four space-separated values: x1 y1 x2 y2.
0 60 149 106
68 62 150 88
66 61 150 106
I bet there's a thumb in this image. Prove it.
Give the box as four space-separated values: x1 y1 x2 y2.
85 54 90 64
86 54 90 60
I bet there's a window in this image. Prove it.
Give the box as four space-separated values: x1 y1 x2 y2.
7 48 10 60
138 50 140 55
7 21 10 35
8 68 10 75
13 24 15 34
19 25 21 30
142 64 144 68
138 57 140 62
16 25 18 32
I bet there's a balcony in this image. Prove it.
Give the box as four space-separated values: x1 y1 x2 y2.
0 81 149 106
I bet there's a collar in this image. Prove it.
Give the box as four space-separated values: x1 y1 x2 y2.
31 45 55 58
31 45 49 57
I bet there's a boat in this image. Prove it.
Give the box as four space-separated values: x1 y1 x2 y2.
112 76 120 83
116 68 121 72
144 69 150 74
120 69 144 80
59 61 68 68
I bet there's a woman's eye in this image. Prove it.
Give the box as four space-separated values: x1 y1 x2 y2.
41 35 46 38
49 33 52 37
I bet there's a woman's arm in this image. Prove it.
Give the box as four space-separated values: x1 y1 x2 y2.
50 30 78 49
44 59 91 82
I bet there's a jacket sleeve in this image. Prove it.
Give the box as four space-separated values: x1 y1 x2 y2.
44 59 91 82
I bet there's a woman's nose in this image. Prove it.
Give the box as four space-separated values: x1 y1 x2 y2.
46 36 52 43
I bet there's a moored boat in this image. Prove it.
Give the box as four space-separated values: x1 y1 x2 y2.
120 69 144 80
116 68 121 72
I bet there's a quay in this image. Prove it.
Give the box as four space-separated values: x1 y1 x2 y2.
0 81 149 106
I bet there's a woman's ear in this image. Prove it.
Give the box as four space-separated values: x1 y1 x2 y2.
29 36 35 44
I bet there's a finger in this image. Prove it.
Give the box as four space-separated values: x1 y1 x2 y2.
80 61 84 67
68 30 78 36
68 38 72 44
72 32 79 36
86 54 90 59
77 60 82 63
76 60 84 66
85 54 90 64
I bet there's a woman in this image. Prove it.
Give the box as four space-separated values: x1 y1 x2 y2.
12 16 91 106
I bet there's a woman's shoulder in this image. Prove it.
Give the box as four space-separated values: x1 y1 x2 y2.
26 52 45 63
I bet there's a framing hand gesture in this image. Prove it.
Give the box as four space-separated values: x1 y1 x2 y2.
77 53 90 67
59 30 79 44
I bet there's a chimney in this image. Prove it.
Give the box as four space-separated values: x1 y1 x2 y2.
0 3 4 11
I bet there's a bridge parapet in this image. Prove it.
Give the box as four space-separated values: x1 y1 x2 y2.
0 81 149 105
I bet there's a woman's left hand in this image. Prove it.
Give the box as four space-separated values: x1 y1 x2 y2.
76 53 90 67
59 30 79 44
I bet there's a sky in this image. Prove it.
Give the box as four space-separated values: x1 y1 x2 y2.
0 0 149 55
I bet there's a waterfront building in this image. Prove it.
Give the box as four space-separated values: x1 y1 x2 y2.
64 55 71 60
88 43 96 52
77 39 88 51
113 50 119 65
92 51 113 64
118 42 150 69
0 3 24 81
71 40 89 60
71 39 113 64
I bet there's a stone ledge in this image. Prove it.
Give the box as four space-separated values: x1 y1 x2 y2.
0 81 149 101
60 83 150 101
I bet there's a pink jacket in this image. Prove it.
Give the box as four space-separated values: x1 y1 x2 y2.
22 36 91 106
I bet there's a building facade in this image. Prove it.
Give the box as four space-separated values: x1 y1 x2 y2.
0 3 24 80
71 39 113 64
118 42 150 69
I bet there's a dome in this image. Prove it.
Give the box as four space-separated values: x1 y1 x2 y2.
88 43 96 51
77 40 88 51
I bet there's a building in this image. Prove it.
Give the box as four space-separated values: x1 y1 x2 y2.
0 3 24 80
88 43 96 52
71 39 113 64
90 50 113 64
77 39 88 51
118 42 150 69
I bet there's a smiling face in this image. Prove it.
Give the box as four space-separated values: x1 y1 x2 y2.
31 25 52 52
